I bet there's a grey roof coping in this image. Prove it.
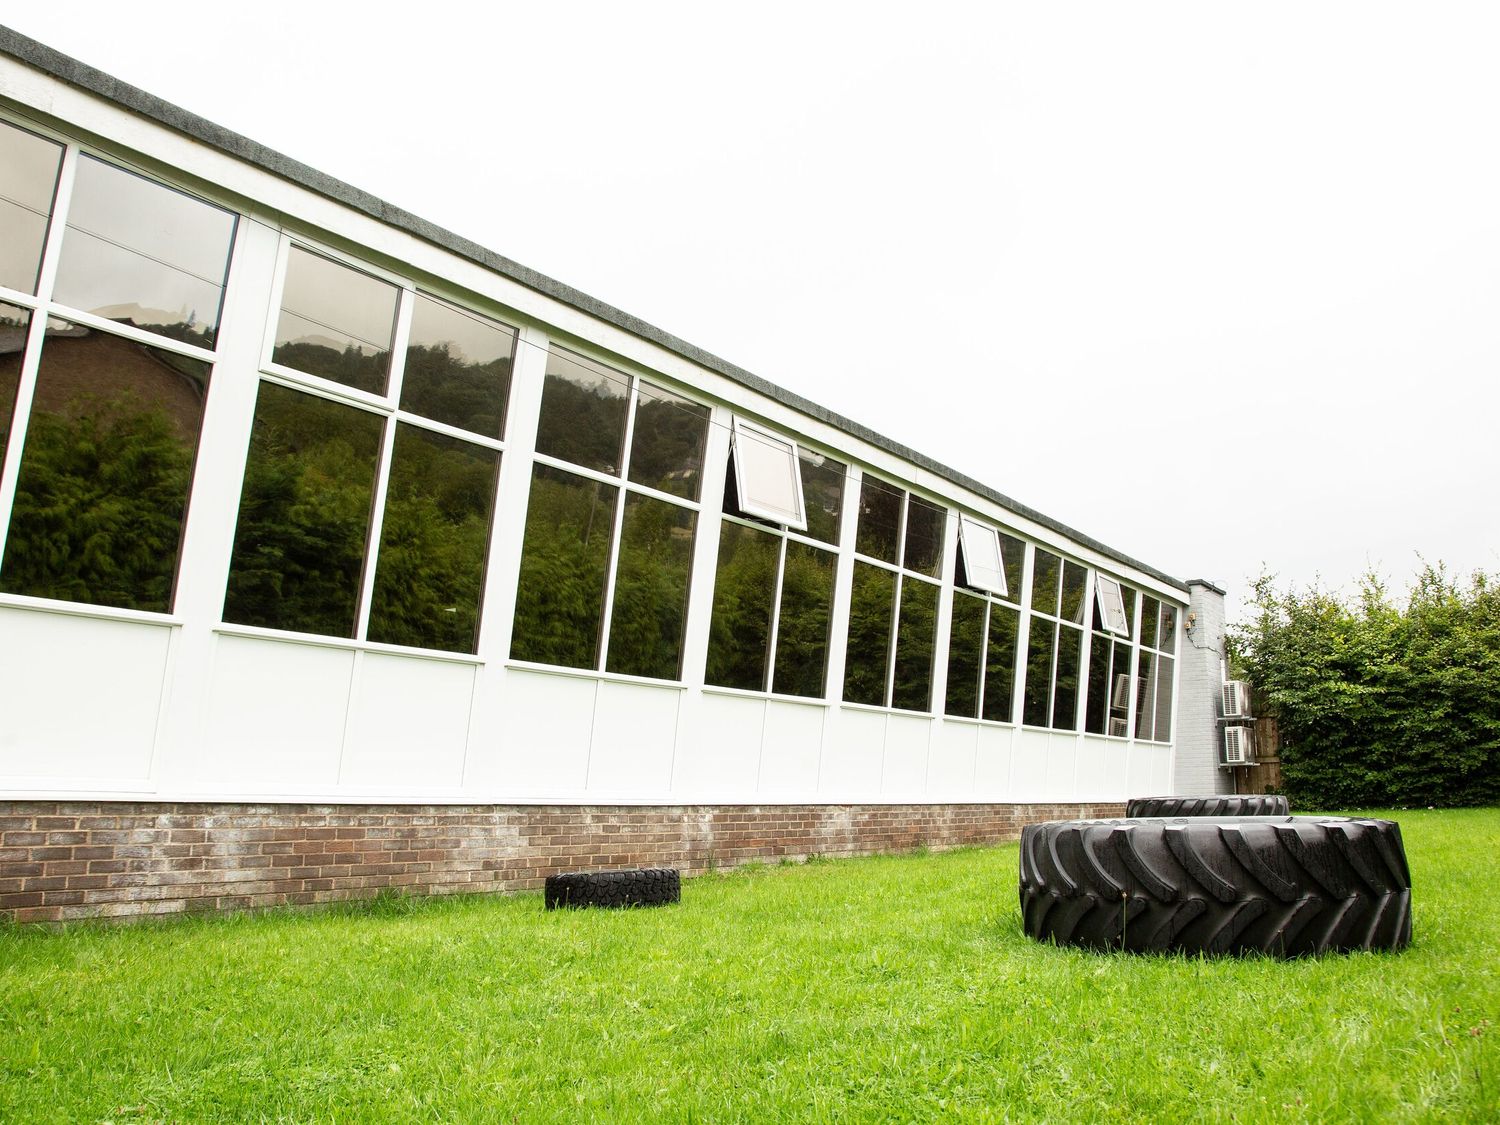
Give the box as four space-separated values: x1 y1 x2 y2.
0 24 1189 595
1186 578 1227 596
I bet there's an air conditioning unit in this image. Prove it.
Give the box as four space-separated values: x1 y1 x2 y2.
1111 673 1133 711
1221 725 1256 766
1108 717 1130 738
1221 680 1253 720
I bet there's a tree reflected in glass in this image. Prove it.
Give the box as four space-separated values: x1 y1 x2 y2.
772 541 835 698
945 591 986 718
844 562 895 705
706 520 779 691
606 492 695 680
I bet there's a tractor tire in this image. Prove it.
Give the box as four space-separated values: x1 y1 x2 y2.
1126 795 1290 818
1019 816 1411 957
545 868 681 910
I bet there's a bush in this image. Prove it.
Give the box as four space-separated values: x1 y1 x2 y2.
1231 565 1500 808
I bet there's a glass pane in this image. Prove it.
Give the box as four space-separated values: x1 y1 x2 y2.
999 533 1024 604
272 246 397 394
855 477 902 564
1022 617 1054 727
53 156 235 348
0 121 63 296
223 383 383 636
903 496 945 578
958 517 1005 596
1109 641 1134 735
534 345 629 474
982 606 1020 724
399 293 514 439
1051 624 1083 731
1134 651 1157 741
1060 561 1087 624
629 381 709 500
1031 549 1060 615
705 520 779 691
0 321 209 612
1140 595 1160 650
892 577 938 712
773 541 837 699
0 303 32 465
606 492 696 680
367 425 499 653
1119 585 1136 637
1084 634 1111 735
944 591 986 718
1158 604 1178 655
1155 655 1174 742
510 464 617 669
798 448 844 545
844 561 895 705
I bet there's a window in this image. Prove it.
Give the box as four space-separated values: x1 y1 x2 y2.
0 144 234 614
1021 548 1087 730
844 475 945 711
945 525 1024 722
728 417 807 530
1085 575 1137 738
1133 596 1178 742
223 254 515 654
511 345 709 680
707 445 845 696
957 516 1008 597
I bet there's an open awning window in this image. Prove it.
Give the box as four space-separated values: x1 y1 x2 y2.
1094 574 1131 636
957 515 1008 597
730 417 808 531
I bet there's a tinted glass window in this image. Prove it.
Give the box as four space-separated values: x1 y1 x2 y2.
222 383 382 636
706 520 779 691
1031 549 1060 614
628 381 709 500
1022 617 1054 727
773 541 836 698
0 320 209 612
1135 651 1157 741
798 449 844 545
983 606 1020 724
534 346 628 474
366 425 499 653
945 591 986 718
510 464 617 669
1085 636 1111 735
272 246 397 394
902 497 945 578
1158 604 1177 654
1140 596 1160 649
1060 561 1087 624
892 577 938 712
999 533 1025 605
0 121 63 296
1154 656 1174 742
0 303 32 464
605 492 696 680
1052 625 1083 731
399 293 514 439
855 477 902 563
844 562 895 705
53 156 235 349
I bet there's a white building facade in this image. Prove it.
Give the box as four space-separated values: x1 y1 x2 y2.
0 30 1225 921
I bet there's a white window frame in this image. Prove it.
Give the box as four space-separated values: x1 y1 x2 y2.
729 416 807 531
957 515 1008 598
1094 574 1131 637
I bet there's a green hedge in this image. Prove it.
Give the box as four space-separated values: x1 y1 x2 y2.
1231 566 1500 808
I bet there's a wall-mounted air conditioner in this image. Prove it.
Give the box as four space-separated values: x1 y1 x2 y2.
1221 725 1256 766
1108 717 1129 737
1221 680 1253 720
1111 673 1133 711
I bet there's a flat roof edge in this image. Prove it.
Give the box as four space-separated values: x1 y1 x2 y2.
0 24 1188 594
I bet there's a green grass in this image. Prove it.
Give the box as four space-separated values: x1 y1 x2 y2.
2 809 1497 1123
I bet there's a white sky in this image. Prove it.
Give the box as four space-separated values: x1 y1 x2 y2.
8 2 1498 620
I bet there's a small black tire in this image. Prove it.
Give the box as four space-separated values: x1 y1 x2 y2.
1126 795 1290 818
1019 815 1411 957
545 868 681 910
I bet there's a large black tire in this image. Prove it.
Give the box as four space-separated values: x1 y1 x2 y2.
545 868 681 910
1019 816 1411 957
1126 795 1290 818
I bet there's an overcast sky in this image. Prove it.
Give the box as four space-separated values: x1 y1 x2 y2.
8 3 1498 620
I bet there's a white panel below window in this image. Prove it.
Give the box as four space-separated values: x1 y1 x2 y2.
974 724 1015 796
927 720 978 796
341 654 475 791
674 693 763 795
1044 732 1080 798
1073 736 1109 800
1008 731 1050 802
0 607 171 783
469 669 596 795
882 713 931 796
821 708 886 797
588 681 680 795
758 700 825 794
198 635 353 790
1103 736 1131 795
1126 740 1157 796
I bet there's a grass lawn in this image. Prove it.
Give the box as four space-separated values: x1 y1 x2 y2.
2 808 1496 1123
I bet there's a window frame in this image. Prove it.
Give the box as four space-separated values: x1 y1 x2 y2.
727 416 809 531
957 515 1009 598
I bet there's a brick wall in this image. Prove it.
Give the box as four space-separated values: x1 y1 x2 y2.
0 800 1123 924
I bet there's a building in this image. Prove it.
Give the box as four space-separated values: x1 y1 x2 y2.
0 28 1229 923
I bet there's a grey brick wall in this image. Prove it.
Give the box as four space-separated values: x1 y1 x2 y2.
1172 580 1232 795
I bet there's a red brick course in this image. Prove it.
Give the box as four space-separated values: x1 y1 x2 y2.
0 800 1123 924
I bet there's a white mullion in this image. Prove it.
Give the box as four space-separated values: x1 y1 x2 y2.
929 509 959 716
976 597 993 720
1076 572 1096 733
764 534 789 692
1012 542 1037 727
529 450 632 492
595 380 641 671
0 141 79 567
36 305 220 365
824 465 863 702
675 401 732 691
0 288 44 313
392 410 506 453
883 492 911 707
